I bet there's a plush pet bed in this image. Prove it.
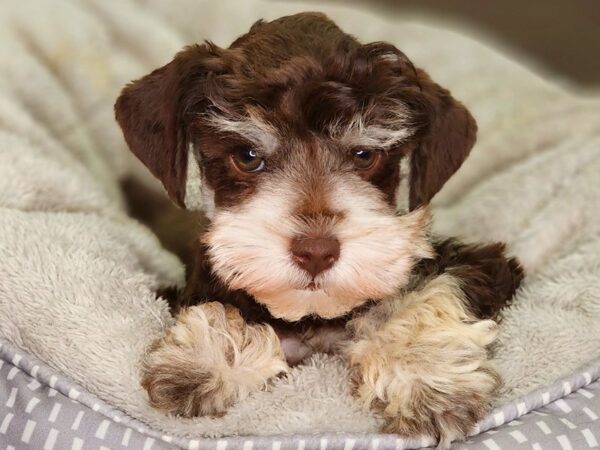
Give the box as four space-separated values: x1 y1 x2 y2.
1 0 600 449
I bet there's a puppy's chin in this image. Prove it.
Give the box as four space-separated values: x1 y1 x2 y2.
252 288 367 321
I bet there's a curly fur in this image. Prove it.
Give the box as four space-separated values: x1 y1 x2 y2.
141 302 288 416
345 275 501 448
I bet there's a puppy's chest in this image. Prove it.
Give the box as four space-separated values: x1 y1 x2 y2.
273 322 349 366
215 289 351 364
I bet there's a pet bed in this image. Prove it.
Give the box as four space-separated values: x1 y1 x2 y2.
1 0 600 449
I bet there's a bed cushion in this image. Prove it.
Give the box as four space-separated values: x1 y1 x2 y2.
1 0 600 447
3 339 600 449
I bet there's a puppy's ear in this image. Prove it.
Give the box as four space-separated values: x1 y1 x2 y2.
115 45 213 209
408 69 477 210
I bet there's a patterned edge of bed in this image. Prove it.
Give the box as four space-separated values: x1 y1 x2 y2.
1 338 600 450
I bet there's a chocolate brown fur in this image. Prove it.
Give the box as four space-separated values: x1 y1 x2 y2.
413 239 524 320
115 12 476 210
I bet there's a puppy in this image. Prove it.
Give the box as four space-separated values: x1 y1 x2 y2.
115 12 523 447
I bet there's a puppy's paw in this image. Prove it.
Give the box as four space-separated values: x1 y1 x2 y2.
141 302 289 417
346 276 501 448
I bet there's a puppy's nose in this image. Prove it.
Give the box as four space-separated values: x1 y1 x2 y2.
290 237 340 278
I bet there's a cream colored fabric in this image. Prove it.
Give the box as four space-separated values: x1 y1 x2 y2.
0 0 599 438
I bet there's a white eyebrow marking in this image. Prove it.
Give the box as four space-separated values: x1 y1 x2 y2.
205 110 279 154
332 106 414 149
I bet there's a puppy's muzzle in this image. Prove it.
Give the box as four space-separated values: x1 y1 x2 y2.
290 236 340 278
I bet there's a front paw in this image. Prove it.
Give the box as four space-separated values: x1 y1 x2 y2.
346 277 501 448
141 302 289 417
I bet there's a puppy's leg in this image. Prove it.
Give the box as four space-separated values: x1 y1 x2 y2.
345 274 500 448
141 302 289 417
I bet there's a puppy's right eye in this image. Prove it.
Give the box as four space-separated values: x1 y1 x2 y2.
231 147 265 173
352 149 381 171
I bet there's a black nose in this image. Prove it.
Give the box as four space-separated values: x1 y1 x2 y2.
290 237 340 278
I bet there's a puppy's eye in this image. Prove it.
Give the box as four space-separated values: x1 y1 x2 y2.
231 147 265 173
352 149 380 171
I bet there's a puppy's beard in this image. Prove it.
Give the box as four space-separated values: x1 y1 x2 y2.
204 174 433 321
257 289 352 321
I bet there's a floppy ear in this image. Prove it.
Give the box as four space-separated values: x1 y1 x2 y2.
114 45 212 209
408 69 477 210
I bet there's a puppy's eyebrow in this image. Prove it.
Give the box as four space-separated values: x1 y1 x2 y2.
333 109 414 149
205 110 279 154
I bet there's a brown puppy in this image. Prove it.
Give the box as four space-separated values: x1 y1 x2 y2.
115 12 523 447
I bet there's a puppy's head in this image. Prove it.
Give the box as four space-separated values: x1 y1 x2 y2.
115 13 476 321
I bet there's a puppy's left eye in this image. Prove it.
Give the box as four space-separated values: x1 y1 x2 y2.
352 149 380 171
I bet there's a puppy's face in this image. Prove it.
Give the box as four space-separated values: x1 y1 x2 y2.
115 13 477 321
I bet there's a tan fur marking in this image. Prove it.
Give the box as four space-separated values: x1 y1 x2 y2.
184 143 203 210
345 275 500 448
141 302 288 417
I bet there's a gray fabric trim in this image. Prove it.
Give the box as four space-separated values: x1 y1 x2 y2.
1 338 600 449
0 351 176 450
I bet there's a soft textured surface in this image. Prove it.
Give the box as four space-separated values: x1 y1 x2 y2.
0 0 599 441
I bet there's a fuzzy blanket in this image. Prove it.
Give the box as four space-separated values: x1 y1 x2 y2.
1 0 600 440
